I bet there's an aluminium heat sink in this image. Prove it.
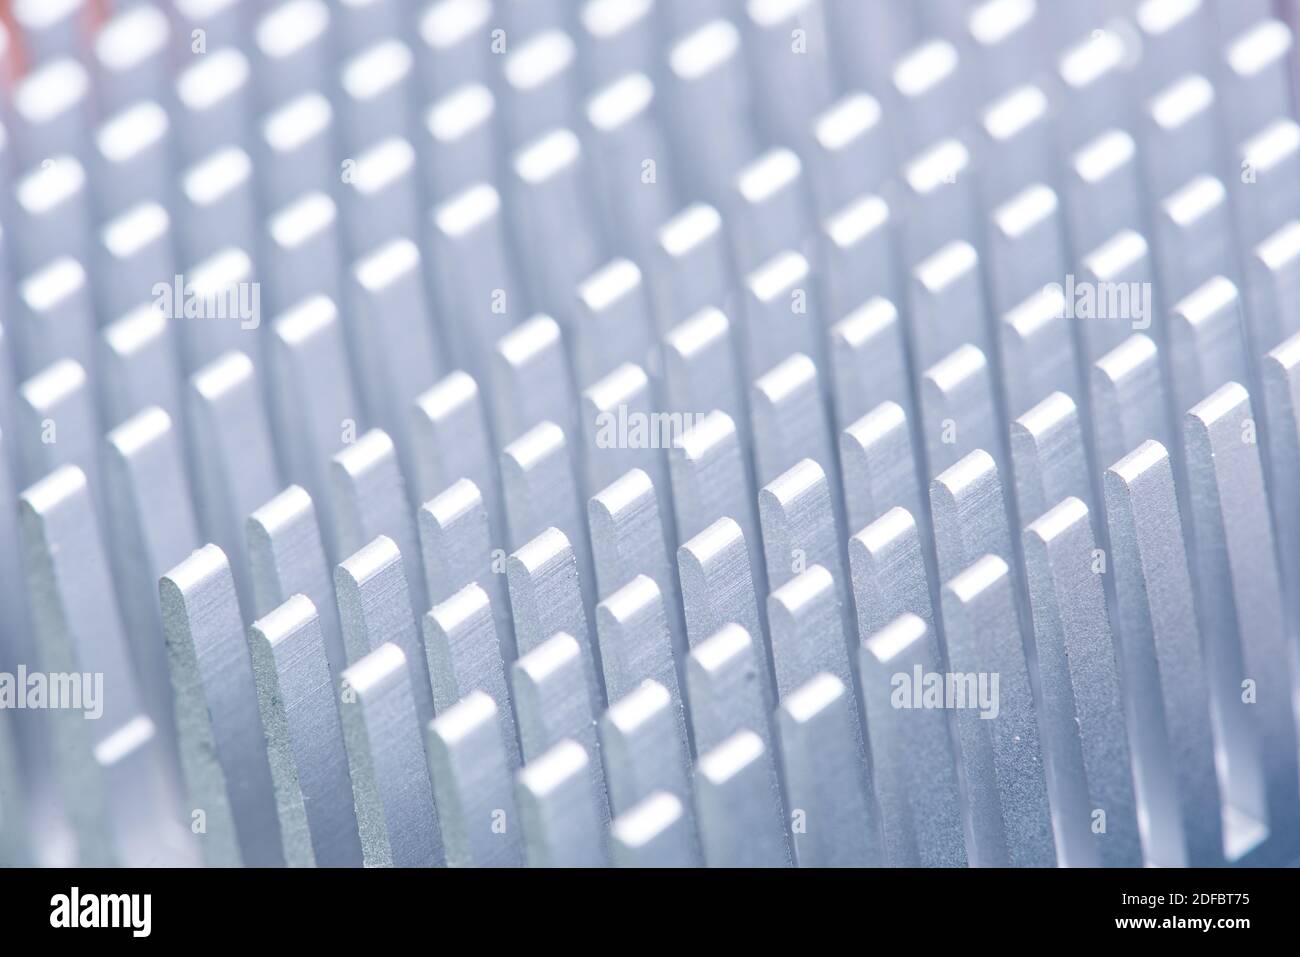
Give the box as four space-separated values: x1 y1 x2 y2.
0 0 1299 869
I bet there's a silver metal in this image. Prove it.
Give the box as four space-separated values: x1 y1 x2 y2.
1054 28 1134 154
752 353 839 497
258 93 335 208
610 791 697 867
502 30 580 148
584 73 678 262
510 633 608 824
248 595 362 868
909 241 991 378
580 364 673 525
329 0 402 58
1075 229 1156 365
334 535 435 729
807 92 890 217
578 0 656 87
890 38 965 155
17 360 100 500
759 459 846 600
967 0 1045 98
329 429 427 627
742 0 834 147
859 614 966 866
1169 276 1251 418
178 147 258 267
13 0 84 66
676 519 772 713
598 679 693 837
252 0 330 113
338 40 417 156
818 195 903 344
767 565 859 763
268 296 361 551
1065 130 1142 260
510 129 604 325
1262 331 1300 668
665 19 758 204
1233 118 1300 250
426 186 521 383
425 690 523 868
899 138 979 267
729 148 812 276
1183 383 1298 855
173 0 248 64
574 263 654 389
1091 333 1172 469
668 411 766 601
1010 391 1093 525
741 254 822 385
941 555 1056 867
172 247 260 375
685 623 778 776
506 527 602 714
159 545 283 867
920 344 1000 477
94 0 170 112
490 315 578 445
1220 19 1294 145
694 730 790 867
595 578 690 762
16 257 96 387
1104 441 1224 865
501 421 595 624
338 642 444 867
13 60 92 172
421 83 496 204
94 101 173 222
346 239 444 471
828 297 912 433
22 465 182 867
661 309 745 455
840 401 926 536
264 193 345 317
95 202 176 326
340 137 422 258
589 470 686 670
849 507 936 644
1141 73 1220 201
185 351 281 614
647 204 734 337
977 83 1057 210
1134 0 1212 96
103 408 200 764
1247 220 1300 360
516 739 606 867
1156 175 1237 307
247 485 346 684
418 478 514 664
412 372 506 553
423 584 517 773
931 450 1015 587
999 286 1080 420
1023 498 1143 867
777 672 881 867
